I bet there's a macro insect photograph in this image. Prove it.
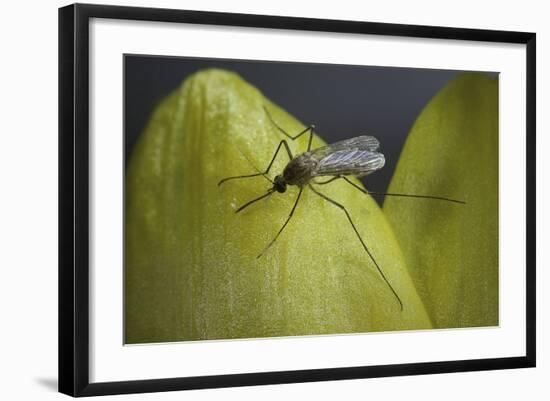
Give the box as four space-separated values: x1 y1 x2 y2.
124 55 499 344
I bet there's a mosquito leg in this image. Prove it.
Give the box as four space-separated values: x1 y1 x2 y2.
235 190 275 214
341 176 466 204
263 106 315 151
306 126 314 151
218 139 293 186
313 176 342 185
257 187 304 259
281 140 293 160
308 184 403 311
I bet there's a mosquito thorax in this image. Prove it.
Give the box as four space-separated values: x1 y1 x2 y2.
273 175 287 193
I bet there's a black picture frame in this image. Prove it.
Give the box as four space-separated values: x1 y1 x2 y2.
59 3 536 397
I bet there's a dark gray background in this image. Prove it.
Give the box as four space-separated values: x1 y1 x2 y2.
124 55 494 201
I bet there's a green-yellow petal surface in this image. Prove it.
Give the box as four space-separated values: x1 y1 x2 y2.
124 69 432 344
383 73 499 328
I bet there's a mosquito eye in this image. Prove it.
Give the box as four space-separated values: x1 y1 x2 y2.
274 182 286 193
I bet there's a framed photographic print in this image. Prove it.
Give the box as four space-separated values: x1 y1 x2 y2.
58 3 536 397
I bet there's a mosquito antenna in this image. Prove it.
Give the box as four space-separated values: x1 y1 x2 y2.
218 147 274 186
235 145 273 184
235 190 275 214
342 177 466 204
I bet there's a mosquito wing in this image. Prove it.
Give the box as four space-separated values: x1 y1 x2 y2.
325 135 380 152
310 136 385 178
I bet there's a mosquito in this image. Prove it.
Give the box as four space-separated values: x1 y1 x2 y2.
218 106 466 311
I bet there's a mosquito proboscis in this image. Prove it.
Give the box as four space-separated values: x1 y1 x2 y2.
218 106 466 311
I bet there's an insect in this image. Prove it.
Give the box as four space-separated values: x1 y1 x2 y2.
219 106 465 311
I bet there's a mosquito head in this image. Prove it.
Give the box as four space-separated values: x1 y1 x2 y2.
273 175 287 193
